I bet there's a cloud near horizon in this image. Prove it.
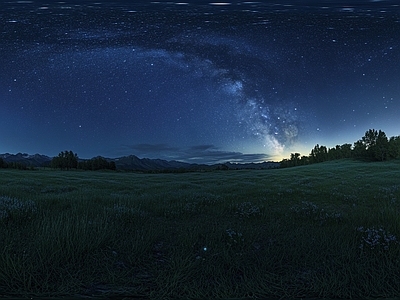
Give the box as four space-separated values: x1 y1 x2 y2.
120 144 272 164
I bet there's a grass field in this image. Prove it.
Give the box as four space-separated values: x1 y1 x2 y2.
1 159 400 299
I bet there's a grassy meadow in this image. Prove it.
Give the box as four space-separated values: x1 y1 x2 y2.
1 159 400 299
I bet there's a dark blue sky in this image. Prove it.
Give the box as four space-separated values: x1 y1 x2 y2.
1 1 399 163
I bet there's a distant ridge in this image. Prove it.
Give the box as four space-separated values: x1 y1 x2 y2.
0 153 279 170
0 153 51 167
113 155 204 171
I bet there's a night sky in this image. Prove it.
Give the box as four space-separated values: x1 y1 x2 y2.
1 1 399 164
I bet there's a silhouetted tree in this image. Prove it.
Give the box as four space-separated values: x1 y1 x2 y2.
300 155 310 165
373 130 389 161
354 129 389 161
289 153 300 166
66 150 78 169
353 139 367 159
77 156 117 171
388 136 400 160
51 151 78 170
340 143 353 158
109 161 116 170
362 129 378 148
279 158 291 168
310 144 328 163
0 158 5 168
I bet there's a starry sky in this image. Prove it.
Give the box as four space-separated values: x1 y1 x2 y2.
1 0 399 164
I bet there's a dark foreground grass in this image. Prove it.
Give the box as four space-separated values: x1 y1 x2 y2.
1 159 400 299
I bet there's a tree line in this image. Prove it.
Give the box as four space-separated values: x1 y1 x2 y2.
280 129 400 168
0 158 34 170
77 156 116 171
50 151 116 171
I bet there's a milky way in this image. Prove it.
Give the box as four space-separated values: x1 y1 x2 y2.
1 1 399 163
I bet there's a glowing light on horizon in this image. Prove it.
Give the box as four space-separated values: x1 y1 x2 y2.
209 2 232 6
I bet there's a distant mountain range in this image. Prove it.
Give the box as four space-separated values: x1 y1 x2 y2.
0 152 279 171
113 155 204 171
0 153 52 166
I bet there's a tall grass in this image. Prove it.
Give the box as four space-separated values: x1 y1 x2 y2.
1 159 400 298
